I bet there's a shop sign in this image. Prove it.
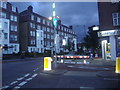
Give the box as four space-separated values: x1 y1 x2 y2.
98 30 120 37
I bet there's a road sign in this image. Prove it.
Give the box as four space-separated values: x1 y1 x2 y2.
53 17 57 27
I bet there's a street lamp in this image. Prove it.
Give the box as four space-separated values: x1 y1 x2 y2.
48 2 60 69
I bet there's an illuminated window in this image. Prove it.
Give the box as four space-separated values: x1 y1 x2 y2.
1 2 6 9
0 12 6 18
14 26 17 31
31 15 34 20
10 15 17 22
37 17 41 23
43 19 46 24
12 6 16 12
10 15 14 21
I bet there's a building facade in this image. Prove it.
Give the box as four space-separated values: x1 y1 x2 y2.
0 2 19 54
98 1 120 61
19 6 77 54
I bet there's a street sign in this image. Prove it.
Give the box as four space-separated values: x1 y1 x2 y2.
53 17 57 27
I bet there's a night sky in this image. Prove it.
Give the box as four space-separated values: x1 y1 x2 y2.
11 2 99 27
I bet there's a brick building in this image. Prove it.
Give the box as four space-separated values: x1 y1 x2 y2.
0 2 19 54
98 1 120 60
19 6 77 54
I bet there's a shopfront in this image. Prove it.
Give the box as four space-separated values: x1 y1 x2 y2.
98 30 120 61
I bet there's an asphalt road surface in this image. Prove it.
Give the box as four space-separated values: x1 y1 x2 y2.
1 58 119 89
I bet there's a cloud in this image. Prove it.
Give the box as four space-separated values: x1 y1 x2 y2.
11 2 99 27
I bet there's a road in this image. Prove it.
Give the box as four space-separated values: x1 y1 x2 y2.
1 58 120 89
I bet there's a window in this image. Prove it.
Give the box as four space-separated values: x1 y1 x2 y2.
11 25 17 31
43 19 46 24
33 40 35 45
37 17 41 22
31 15 34 20
4 22 8 29
12 6 16 12
14 45 17 51
10 15 14 21
47 21 50 26
30 23 35 28
51 23 53 27
1 2 6 9
14 16 17 22
30 40 35 45
10 35 17 41
11 25 13 31
41 32 43 37
0 12 6 18
47 28 50 32
14 26 17 31
37 25 41 30
14 36 17 41
58 25 60 29
10 15 17 22
33 23 35 28
112 13 120 26
30 31 32 36
4 33 8 39
33 31 35 36
41 40 43 45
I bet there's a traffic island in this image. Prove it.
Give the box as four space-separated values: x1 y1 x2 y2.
41 70 68 75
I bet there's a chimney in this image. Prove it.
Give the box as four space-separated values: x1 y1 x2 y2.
57 20 61 24
69 26 73 29
28 5 33 12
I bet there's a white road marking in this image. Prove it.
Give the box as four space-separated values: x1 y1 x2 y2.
14 86 20 88
2 85 9 89
31 74 38 78
17 77 24 81
10 81 18 85
26 78 33 81
33 68 39 71
18 81 27 86
24 73 30 77
104 78 120 81
67 66 74 67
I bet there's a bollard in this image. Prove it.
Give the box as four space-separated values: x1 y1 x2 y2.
116 57 120 73
83 60 87 64
44 57 52 71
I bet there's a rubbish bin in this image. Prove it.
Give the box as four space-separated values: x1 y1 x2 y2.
44 57 52 71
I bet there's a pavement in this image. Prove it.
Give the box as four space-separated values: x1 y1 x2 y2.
41 70 68 75
55 58 119 79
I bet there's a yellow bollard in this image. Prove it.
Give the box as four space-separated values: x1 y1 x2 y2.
44 57 52 71
116 57 120 73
